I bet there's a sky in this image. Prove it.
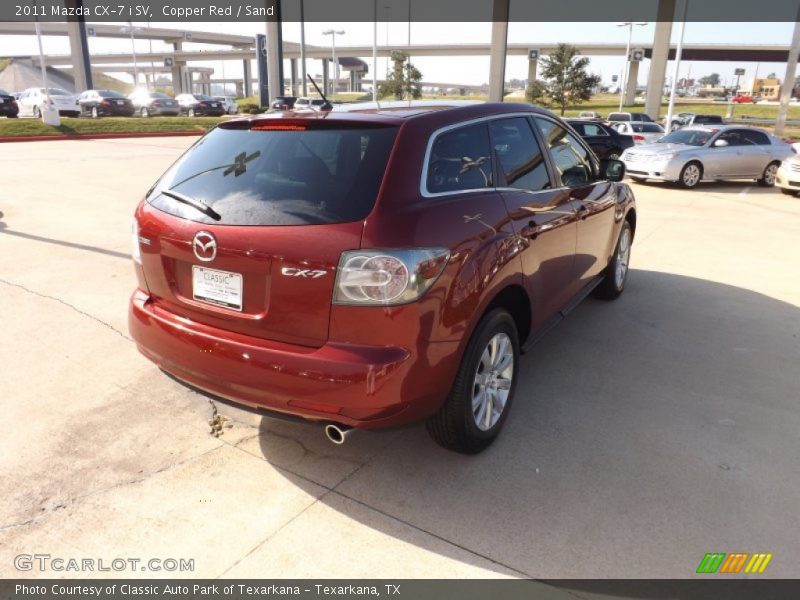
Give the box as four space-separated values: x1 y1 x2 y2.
0 21 796 90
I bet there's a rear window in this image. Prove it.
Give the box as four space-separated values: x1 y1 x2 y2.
608 113 630 121
631 123 664 133
98 90 124 98
694 115 723 124
148 124 397 226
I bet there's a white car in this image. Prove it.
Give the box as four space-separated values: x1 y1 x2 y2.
17 87 79 118
621 125 794 189
294 97 328 111
213 96 239 115
613 121 666 144
776 155 800 196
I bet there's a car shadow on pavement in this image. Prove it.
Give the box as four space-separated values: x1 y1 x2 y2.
248 269 799 578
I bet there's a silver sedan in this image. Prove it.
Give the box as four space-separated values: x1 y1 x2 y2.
621 125 794 189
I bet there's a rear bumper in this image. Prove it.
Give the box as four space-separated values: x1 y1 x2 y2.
150 106 180 116
129 290 460 429
0 104 18 116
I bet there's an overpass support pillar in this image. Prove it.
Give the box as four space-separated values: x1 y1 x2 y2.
243 60 252 97
644 1 675 120
66 1 93 92
171 64 189 94
321 59 329 95
488 0 510 102
776 15 800 136
625 60 639 106
527 59 538 85
290 58 298 95
265 19 284 104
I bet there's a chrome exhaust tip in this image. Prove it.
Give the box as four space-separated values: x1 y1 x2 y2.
324 424 353 445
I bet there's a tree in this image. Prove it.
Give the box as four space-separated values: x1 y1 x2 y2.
535 44 601 115
378 51 422 100
525 79 549 106
699 73 721 87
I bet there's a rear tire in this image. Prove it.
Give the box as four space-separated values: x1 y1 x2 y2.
32 106 41 118
91 106 99 119
780 188 798 196
630 177 645 183
141 107 150 118
757 162 780 187
606 149 622 160
426 309 519 454
593 220 633 301
188 108 195 117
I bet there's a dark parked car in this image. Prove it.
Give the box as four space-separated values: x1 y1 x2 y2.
268 96 298 112
128 90 180 117
566 119 635 159
175 94 225 117
607 111 655 123
129 102 636 454
0 88 19 118
78 90 135 118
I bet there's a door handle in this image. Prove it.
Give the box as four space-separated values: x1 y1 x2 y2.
576 204 590 220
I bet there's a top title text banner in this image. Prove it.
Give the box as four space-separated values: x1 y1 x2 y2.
3 0 800 22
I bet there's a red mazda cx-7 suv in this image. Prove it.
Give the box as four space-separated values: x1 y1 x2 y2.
129 101 636 453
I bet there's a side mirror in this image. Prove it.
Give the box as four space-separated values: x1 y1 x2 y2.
600 158 625 182
713 138 729 148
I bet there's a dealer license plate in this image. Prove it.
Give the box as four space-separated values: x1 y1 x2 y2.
192 266 243 311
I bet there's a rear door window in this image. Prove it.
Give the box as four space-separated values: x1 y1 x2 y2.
489 117 551 192
426 122 493 194
535 117 595 188
148 124 397 226
581 123 608 137
740 129 770 145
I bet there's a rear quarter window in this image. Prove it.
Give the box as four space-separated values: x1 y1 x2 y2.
425 122 493 194
148 125 397 226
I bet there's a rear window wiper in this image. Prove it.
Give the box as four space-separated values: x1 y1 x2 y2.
160 189 222 221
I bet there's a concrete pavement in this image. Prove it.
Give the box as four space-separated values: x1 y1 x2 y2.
1 138 798 579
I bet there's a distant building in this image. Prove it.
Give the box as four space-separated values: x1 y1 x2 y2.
739 77 781 101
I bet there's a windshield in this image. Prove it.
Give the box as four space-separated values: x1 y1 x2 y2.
148 125 398 226
657 129 714 146
631 123 664 133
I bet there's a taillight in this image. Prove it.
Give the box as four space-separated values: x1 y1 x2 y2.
333 248 450 306
633 134 645 142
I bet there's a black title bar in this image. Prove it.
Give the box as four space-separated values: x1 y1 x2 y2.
3 0 800 22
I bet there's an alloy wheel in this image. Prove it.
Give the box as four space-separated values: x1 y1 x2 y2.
472 333 514 431
683 164 700 187
615 226 632 289
763 164 777 186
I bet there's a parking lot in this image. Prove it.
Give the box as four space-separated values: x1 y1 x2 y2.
1 136 798 579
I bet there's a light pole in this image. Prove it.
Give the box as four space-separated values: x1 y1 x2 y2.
322 29 345 97
385 6 391 77
300 0 307 96
617 21 647 111
121 22 142 88
665 0 688 134
373 0 378 101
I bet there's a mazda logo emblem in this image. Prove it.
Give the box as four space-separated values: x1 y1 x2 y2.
192 231 217 262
